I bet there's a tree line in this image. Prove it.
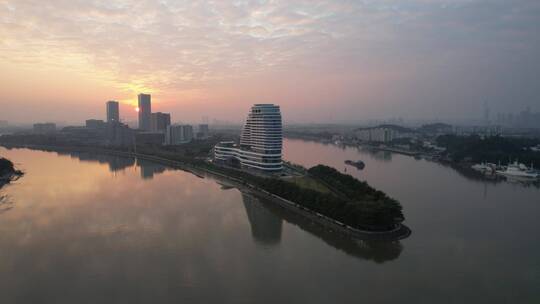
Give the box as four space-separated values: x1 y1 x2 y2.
436 135 540 166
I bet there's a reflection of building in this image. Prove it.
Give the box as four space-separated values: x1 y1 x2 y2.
108 156 136 172
151 112 171 133
242 193 282 245
165 124 193 145
62 151 169 178
240 190 403 263
138 94 152 130
33 123 56 134
61 151 135 173
360 147 392 162
137 158 167 179
106 101 120 123
214 104 283 172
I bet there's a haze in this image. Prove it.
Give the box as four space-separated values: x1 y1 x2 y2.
1 0 539 124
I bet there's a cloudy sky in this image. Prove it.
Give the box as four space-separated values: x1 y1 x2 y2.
1 0 539 124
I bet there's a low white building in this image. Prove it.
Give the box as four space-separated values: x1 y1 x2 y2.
355 127 395 143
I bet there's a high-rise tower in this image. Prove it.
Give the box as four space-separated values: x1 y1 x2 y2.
106 101 119 123
214 104 282 172
151 112 171 132
138 94 151 130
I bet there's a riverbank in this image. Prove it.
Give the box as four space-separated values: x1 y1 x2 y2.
0 143 411 241
288 137 540 186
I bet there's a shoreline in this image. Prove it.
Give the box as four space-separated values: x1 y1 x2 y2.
286 137 540 185
0 143 411 241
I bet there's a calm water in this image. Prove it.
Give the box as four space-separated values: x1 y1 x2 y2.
0 139 539 303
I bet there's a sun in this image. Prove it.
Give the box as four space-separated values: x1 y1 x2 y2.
135 107 140 112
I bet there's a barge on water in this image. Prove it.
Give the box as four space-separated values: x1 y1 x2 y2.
345 160 365 170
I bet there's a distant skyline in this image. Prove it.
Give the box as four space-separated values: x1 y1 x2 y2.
1 0 539 124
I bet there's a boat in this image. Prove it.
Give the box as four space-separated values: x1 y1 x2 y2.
345 160 365 170
471 162 496 174
496 161 539 179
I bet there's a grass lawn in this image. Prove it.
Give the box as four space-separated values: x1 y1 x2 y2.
288 176 332 194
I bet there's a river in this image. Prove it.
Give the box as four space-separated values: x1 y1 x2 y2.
0 139 538 303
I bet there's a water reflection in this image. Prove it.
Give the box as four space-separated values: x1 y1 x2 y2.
1 143 539 302
242 193 282 245
0 194 14 214
55 150 169 180
358 146 392 162
58 149 405 263
240 192 403 263
503 176 540 188
439 161 540 189
46 148 404 263
57 150 136 172
137 159 167 180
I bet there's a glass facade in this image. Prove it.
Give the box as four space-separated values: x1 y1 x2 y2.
214 104 283 172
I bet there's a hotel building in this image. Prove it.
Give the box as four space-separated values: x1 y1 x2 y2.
214 104 282 172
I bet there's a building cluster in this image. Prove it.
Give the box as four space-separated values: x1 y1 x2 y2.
355 127 396 143
495 107 540 129
27 100 284 173
134 94 208 146
33 123 57 135
214 104 283 172
78 100 134 146
32 94 210 147
453 125 502 137
354 123 505 144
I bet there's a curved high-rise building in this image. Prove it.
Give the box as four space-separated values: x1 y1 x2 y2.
214 104 282 172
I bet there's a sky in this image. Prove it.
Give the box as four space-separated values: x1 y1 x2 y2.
1 0 539 124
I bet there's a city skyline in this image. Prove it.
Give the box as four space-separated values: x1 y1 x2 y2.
1 0 539 124
5 92 540 128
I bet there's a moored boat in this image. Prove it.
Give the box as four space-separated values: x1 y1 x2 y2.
471 162 496 174
496 161 538 179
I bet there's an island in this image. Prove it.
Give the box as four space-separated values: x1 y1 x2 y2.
0 157 23 187
202 163 406 235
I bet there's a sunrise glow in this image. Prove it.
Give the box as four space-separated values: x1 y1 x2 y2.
0 0 538 124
